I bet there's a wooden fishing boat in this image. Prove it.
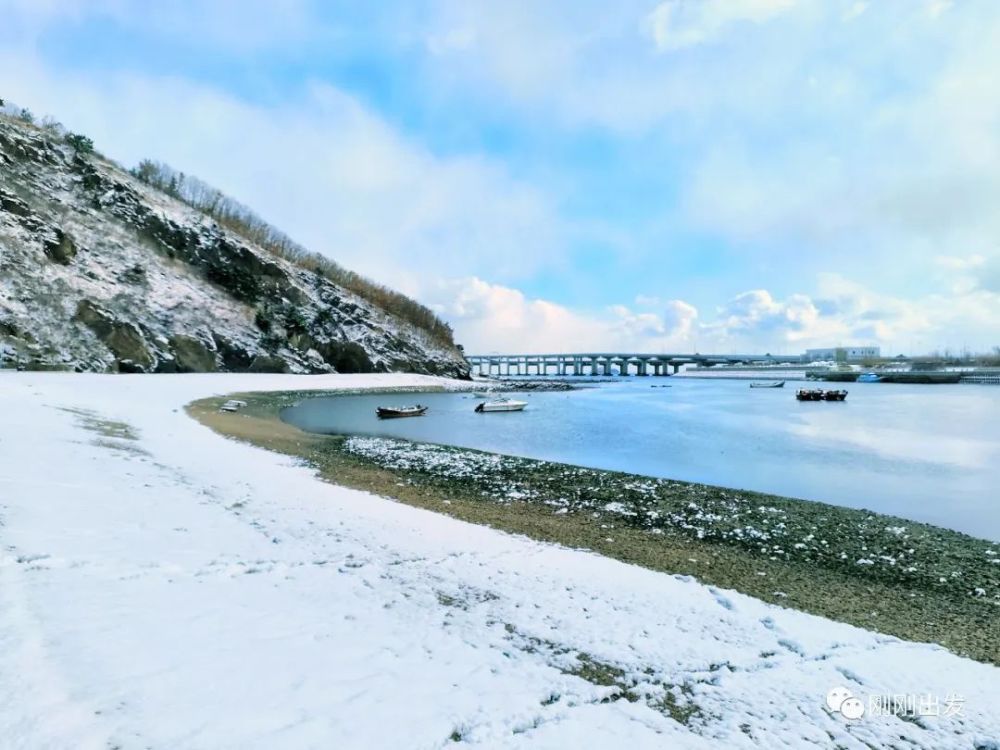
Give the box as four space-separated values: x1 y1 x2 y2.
376 405 428 419
796 389 847 402
750 381 785 388
474 398 527 413
795 389 825 401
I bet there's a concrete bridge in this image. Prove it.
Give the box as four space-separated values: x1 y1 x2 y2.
465 352 800 377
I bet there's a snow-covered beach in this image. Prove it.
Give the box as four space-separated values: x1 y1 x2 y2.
1 372 998 749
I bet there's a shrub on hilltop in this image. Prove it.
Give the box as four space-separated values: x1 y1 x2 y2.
130 159 456 349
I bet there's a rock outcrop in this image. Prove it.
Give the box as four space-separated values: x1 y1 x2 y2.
0 114 469 377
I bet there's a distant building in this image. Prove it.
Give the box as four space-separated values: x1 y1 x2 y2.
804 346 880 362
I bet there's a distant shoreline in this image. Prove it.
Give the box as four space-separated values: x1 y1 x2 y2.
188 387 1000 666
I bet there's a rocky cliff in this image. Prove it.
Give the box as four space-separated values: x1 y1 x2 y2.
0 113 469 377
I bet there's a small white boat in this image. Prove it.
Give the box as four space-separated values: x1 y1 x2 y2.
475 398 527 413
219 399 247 413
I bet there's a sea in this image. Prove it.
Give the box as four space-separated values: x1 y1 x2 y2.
281 378 1000 541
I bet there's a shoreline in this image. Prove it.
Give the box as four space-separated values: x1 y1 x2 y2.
188 387 1000 666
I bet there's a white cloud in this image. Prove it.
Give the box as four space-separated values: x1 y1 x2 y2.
703 289 836 350
4 0 1000 354
420 0 1000 300
633 294 663 307
927 0 954 20
684 279 999 355
425 277 703 352
697 275 1000 355
0 52 565 294
935 254 1000 295
0 0 321 52
934 254 986 272
663 299 699 338
842 2 867 22
426 275 999 356
676 2 1000 295
426 27 477 55
645 0 797 51
841 0 868 21
426 277 604 352
608 305 666 337
420 274 986 356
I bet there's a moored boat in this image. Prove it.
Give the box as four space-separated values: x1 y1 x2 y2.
474 398 527 413
376 405 428 419
796 389 847 401
795 389 825 401
750 381 785 388
857 372 882 383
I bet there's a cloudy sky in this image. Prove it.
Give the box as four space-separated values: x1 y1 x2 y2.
2 0 998 354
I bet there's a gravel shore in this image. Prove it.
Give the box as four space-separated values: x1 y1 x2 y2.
190 389 1000 665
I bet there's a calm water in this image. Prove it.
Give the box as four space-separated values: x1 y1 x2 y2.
281 379 1000 540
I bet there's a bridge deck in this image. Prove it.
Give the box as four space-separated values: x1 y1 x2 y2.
465 352 803 376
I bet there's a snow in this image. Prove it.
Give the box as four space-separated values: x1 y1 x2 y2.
1 116 466 376
1 372 998 749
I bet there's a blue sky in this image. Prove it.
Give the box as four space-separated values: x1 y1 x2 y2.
2 0 999 354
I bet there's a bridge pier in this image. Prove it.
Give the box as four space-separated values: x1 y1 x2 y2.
466 352 796 378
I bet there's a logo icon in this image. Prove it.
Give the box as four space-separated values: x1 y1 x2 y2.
826 686 865 720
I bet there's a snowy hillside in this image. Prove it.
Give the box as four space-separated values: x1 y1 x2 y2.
0 112 468 377
0 372 998 749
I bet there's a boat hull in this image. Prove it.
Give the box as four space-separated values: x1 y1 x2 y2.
796 389 847 402
376 406 428 419
475 400 527 413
